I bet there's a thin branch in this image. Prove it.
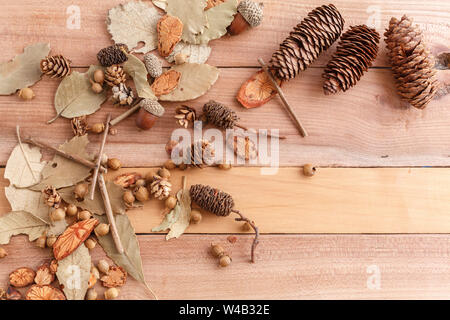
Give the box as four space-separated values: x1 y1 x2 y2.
15 126 38 182
234 123 286 140
98 173 124 254
89 113 111 200
110 98 143 127
231 209 259 263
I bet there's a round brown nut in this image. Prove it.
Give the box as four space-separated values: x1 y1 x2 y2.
74 183 88 201
211 244 225 258
303 164 317 177
95 223 110 237
158 168 171 179
219 255 232 267
190 209 202 224
242 222 252 232
165 196 177 210
18 87 35 101
123 190 135 204
90 123 105 134
91 81 103 94
218 163 232 170
93 69 105 84
85 238 97 250
134 186 150 202
66 204 78 216
97 259 110 274
86 288 98 300
104 287 120 300
107 158 122 170
164 159 177 170
78 210 91 221
0 247 7 258
50 208 66 222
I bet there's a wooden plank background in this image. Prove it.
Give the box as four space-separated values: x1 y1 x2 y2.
0 0 449 299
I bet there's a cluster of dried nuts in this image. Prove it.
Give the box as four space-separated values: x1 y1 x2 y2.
85 259 127 300
211 244 232 268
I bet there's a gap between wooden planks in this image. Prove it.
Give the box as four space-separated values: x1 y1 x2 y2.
2 167 450 234
3 234 450 299
0 0 448 67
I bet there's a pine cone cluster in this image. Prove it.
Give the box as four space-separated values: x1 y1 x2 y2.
150 175 172 200
269 4 344 80
185 140 215 168
105 65 127 87
203 100 239 129
190 184 234 217
384 15 439 109
97 44 129 67
42 186 61 208
40 55 71 78
174 105 196 128
323 25 380 95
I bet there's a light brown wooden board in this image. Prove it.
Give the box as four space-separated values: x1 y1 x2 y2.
0 0 448 67
2 234 450 300
3 167 450 234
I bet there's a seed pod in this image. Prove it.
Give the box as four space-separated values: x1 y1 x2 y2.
134 186 150 202
93 69 105 84
143 53 163 78
123 190 135 205
85 238 97 250
50 208 66 222
95 223 110 237
91 123 105 134
66 204 78 216
97 44 129 67
203 100 239 130
90 80 103 94
164 159 177 170
158 168 171 179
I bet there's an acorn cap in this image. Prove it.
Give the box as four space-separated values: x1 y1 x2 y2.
143 53 163 78
140 99 165 117
237 0 264 27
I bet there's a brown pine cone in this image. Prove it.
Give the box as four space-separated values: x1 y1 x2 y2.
384 15 439 109
97 44 129 67
190 184 234 217
203 100 239 129
269 4 344 80
149 175 172 200
40 55 71 78
323 25 380 95
105 65 127 87
185 140 215 168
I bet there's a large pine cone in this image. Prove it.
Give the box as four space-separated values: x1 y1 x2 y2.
323 25 380 95
384 15 439 109
203 100 238 129
40 55 71 78
105 65 127 87
269 4 344 80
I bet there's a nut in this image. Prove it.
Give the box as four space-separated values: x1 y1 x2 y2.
107 158 122 170
165 196 177 210
218 163 232 170
46 235 57 248
242 222 251 232
18 87 35 101
228 12 250 35
123 190 135 205
74 183 88 201
174 53 188 65
9 267 36 287
6 286 22 300
66 204 78 216
135 179 146 188
97 259 110 274
94 69 105 84
34 264 55 286
50 208 66 222
219 255 232 267
136 107 159 130
100 266 127 288
164 159 177 170
104 287 120 300
85 238 97 250
35 234 47 248
91 80 103 94
303 164 317 177
85 288 98 300
78 210 92 221
190 210 202 224
211 244 225 258
134 186 150 202
91 123 105 134
157 167 171 179
0 247 7 258
95 223 110 237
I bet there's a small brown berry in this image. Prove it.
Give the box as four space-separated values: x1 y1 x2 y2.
190 209 202 224
218 163 232 170
164 159 177 170
50 208 66 222
97 260 110 274
123 190 135 205
107 158 122 170
86 288 98 300
134 186 149 202
104 287 120 300
158 167 171 179
66 204 78 216
219 255 232 267
93 69 105 84
95 223 110 237
0 247 7 258
165 196 177 209
46 236 57 248
303 164 317 177
35 235 47 248
85 238 97 250
242 222 251 232
90 123 105 134
18 87 35 100
78 210 92 221
74 183 88 201
165 140 179 156
211 244 225 258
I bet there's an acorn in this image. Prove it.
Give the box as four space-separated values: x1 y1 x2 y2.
134 186 149 202
90 123 105 134
97 259 110 274
157 168 171 179
50 208 66 222
228 0 264 35
93 69 105 84
78 210 92 221
135 99 165 130
211 244 225 258
95 223 110 237
90 79 103 94
66 204 78 216
123 190 135 205
165 196 177 210
85 238 97 250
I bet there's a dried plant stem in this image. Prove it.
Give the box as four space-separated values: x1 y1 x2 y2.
109 98 143 127
234 123 286 140
21 137 107 173
98 173 124 254
231 209 259 263
15 126 38 182
258 58 308 137
89 113 111 200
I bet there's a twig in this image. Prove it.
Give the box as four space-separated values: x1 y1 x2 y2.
258 58 308 137
21 137 106 173
234 123 286 140
231 209 259 263
98 173 124 254
15 126 38 182
89 113 111 200
110 98 143 127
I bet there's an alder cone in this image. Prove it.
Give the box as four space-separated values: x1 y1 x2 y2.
269 4 344 80
40 55 71 78
190 184 234 217
384 15 439 109
323 25 380 95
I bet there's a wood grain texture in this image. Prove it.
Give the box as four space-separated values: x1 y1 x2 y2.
2 234 450 300
0 68 449 167
0 0 448 67
3 167 450 234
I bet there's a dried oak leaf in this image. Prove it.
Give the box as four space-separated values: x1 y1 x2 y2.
158 15 183 57
237 70 281 108
167 0 208 44
0 211 48 245
114 172 142 188
26 285 66 300
9 267 36 287
34 264 55 286
107 1 161 54
159 63 219 101
165 41 211 64
100 266 127 288
151 70 182 96
0 43 50 95
53 218 98 260
123 53 157 100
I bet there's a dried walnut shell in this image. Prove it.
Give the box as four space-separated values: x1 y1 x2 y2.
100 266 127 288
26 285 66 300
9 267 36 288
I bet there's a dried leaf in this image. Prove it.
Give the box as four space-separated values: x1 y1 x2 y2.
0 43 50 95
56 244 91 300
151 70 181 96
165 41 211 64
158 15 183 57
52 66 107 121
0 211 48 245
159 63 219 101
59 181 126 216
237 70 281 108
192 0 238 44
123 53 157 100
30 135 93 191
167 0 208 44
107 1 161 54
152 0 167 10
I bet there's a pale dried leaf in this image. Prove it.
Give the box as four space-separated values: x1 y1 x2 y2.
166 188 191 239
152 0 167 10
123 53 156 100
192 0 238 44
159 63 219 101
47 219 68 237
0 211 48 245
165 41 211 64
107 1 161 54
0 43 50 95
152 206 180 232
53 66 107 120
167 0 208 44
56 244 91 300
